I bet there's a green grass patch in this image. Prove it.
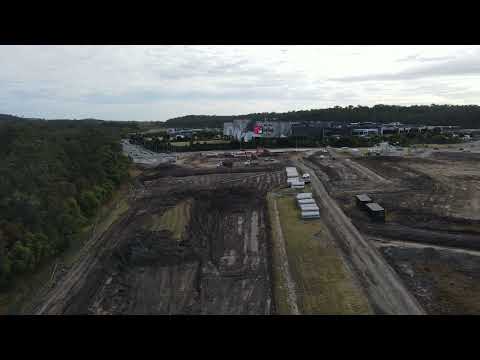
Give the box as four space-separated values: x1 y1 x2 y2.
200 139 229 144
275 194 371 314
145 199 192 240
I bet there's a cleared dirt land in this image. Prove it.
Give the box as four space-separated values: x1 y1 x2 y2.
377 242 480 315
30 158 286 314
306 148 480 314
30 144 480 315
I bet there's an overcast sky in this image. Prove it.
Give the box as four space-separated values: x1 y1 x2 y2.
1 45 480 121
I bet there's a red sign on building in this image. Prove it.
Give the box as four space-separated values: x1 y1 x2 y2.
254 126 263 134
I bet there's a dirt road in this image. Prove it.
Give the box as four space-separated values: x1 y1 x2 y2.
296 158 425 315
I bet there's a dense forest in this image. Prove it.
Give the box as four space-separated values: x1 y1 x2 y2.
0 116 138 289
165 105 480 129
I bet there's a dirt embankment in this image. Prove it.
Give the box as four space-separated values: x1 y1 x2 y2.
140 163 284 182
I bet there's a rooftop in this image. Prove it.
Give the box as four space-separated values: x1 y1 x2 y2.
366 202 384 212
356 194 372 202
296 193 313 200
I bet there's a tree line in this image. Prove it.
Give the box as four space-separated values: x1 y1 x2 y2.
0 118 138 289
164 105 480 129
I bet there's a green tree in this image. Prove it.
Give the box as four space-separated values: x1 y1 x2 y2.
79 191 100 218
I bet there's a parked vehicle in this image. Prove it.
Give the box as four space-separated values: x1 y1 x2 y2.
302 173 311 184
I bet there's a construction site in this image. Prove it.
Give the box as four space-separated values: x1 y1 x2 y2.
305 141 480 314
27 139 480 315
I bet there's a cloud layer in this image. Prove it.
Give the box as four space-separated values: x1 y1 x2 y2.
0 45 479 121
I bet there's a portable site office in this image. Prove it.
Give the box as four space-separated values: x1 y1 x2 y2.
296 193 313 200
285 167 299 178
355 194 372 209
297 198 316 206
291 180 305 189
287 177 300 185
299 204 319 212
365 202 386 222
287 172 299 180
301 210 320 219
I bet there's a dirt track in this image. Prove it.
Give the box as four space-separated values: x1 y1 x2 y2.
30 146 480 315
307 148 480 314
297 157 425 314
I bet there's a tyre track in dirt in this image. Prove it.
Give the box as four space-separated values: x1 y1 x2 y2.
32 167 285 315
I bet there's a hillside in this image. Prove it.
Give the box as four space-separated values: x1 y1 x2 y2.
0 118 138 290
165 105 480 129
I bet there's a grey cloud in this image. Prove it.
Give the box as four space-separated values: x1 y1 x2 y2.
397 54 420 62
398 53 456 63
332 55 480 82
80 80 328 106
2 45 479 122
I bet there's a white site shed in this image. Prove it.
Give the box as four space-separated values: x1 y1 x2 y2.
287 173 300 181
301 210 320 219
300 204 319 212
285 167 299 178
296 193 313 200
287 177 300 186
297 198 316 206
291 180 305 189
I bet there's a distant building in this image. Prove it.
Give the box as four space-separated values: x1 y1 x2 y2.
223 122 234 137
291 123 325 137
224 119 292 141
352 128 379 137
252 120 292 138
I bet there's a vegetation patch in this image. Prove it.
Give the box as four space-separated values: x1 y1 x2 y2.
275 193 371 314
146 199 192 241
0 184 132 314
0 119 136 291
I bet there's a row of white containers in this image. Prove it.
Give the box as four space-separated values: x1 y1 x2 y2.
285 167 305 189
295 192 320 219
